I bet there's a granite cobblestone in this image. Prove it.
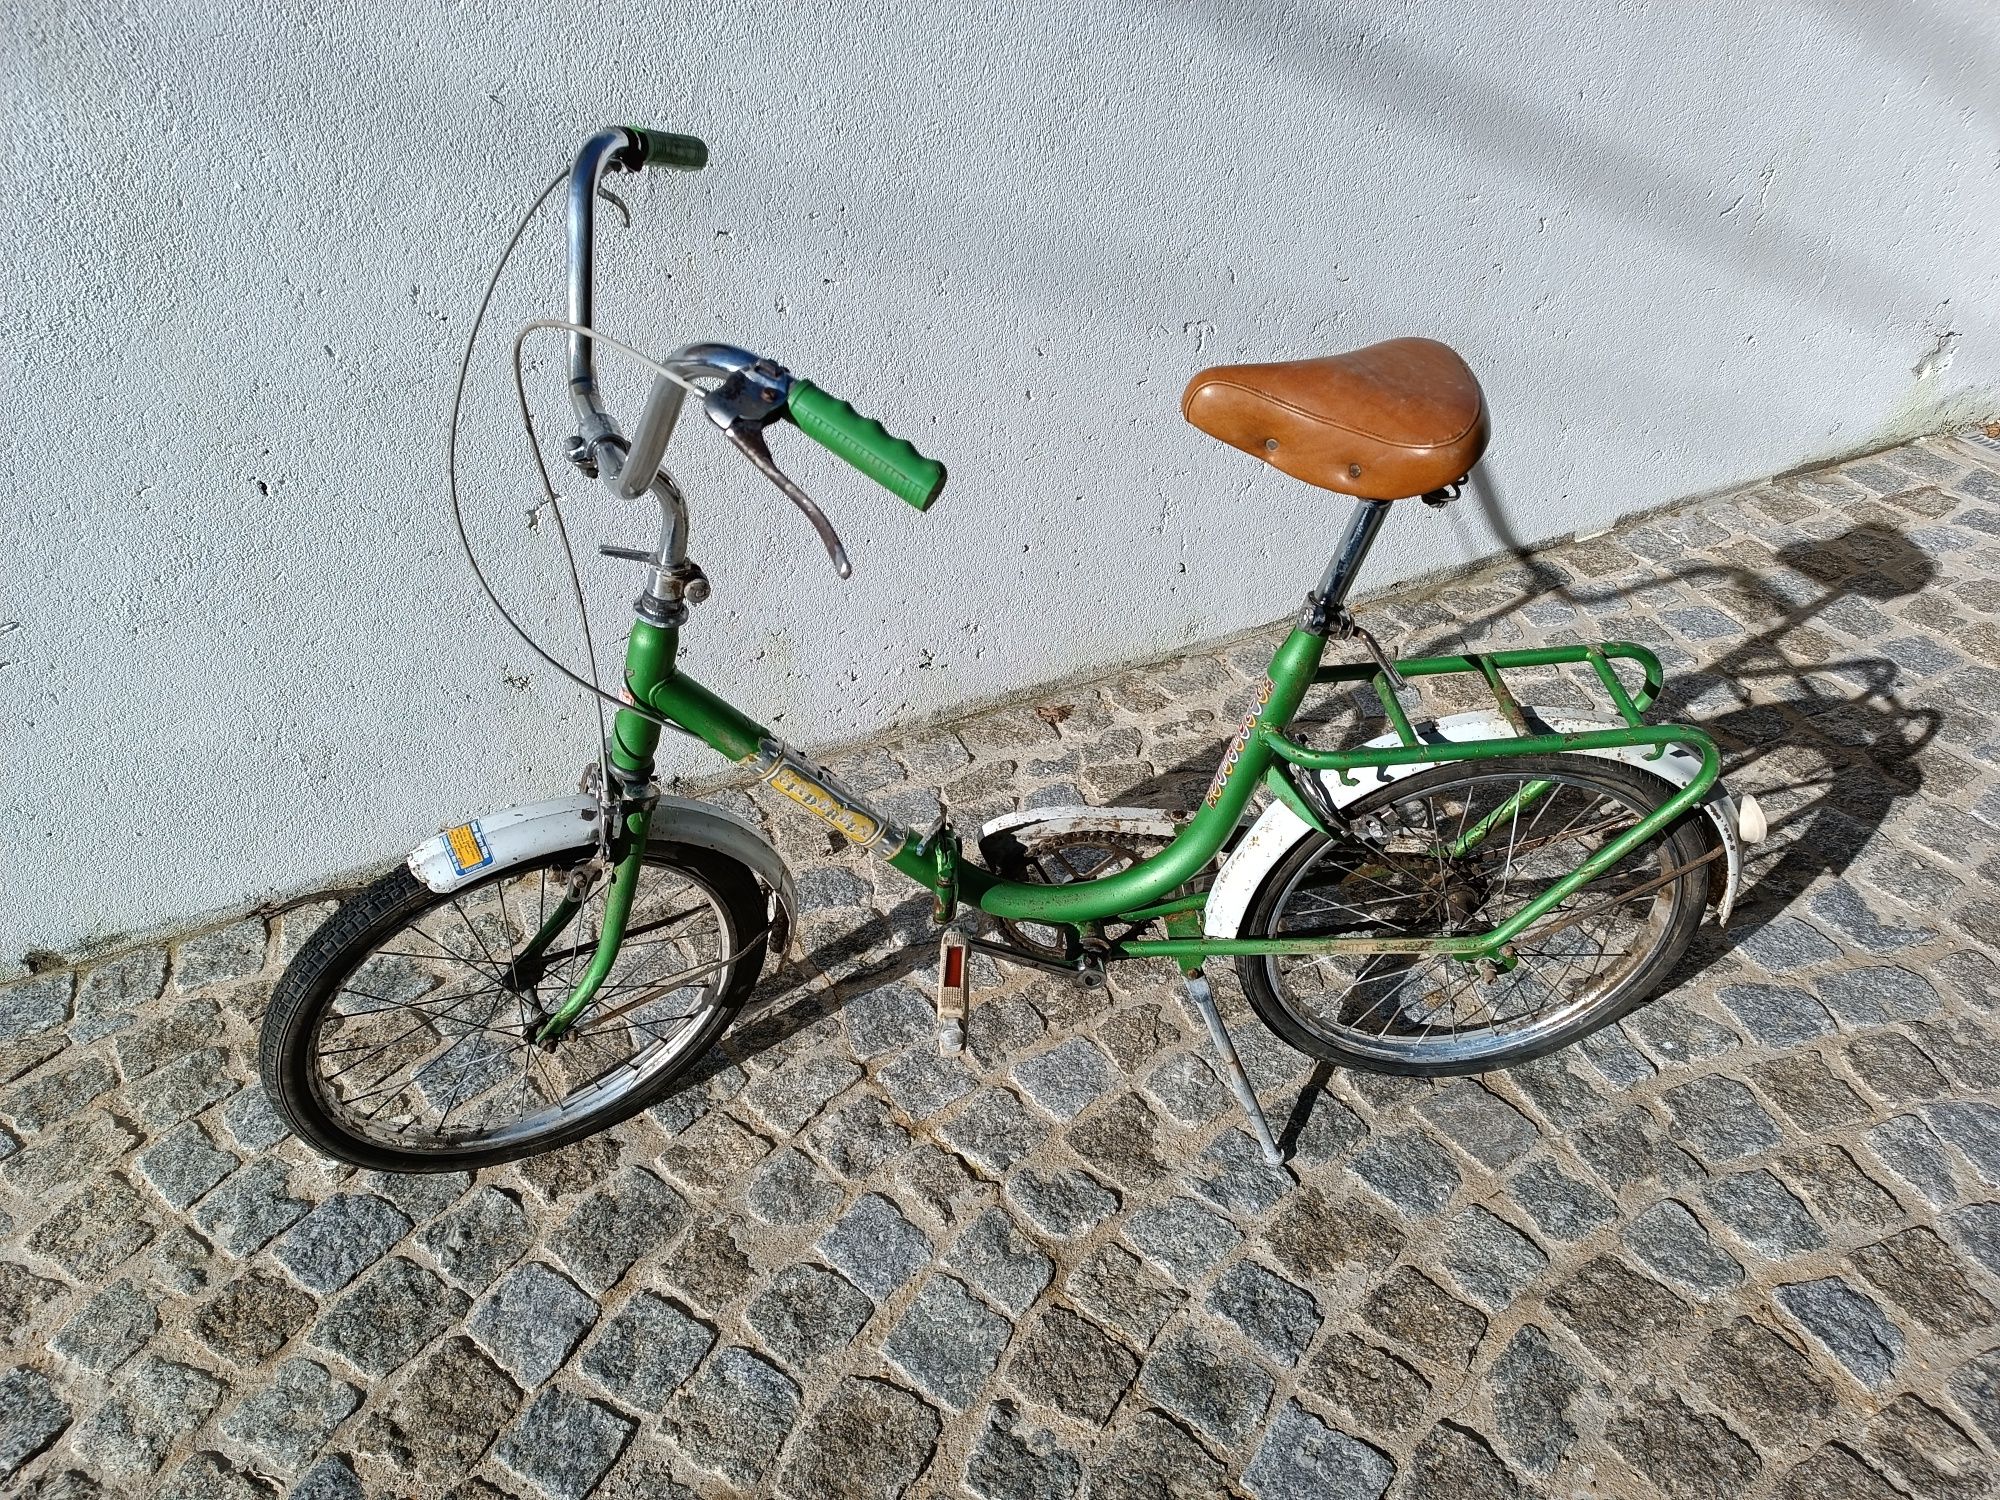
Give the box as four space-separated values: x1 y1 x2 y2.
2 436 1999 1494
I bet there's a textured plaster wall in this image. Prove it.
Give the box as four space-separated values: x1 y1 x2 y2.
3 1 1998 965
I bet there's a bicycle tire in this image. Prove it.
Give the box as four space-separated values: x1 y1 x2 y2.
259 839 768 1171
1235 754 1709 1076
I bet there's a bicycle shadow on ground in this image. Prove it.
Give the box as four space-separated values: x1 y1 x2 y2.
1448 471 1947 993
670 894 942 1092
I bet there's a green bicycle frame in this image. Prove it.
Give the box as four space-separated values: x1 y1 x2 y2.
526 608 1718 1039
518 129 1725 1039
514 475 1724 1043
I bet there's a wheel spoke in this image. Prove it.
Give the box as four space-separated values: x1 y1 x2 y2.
1256 762 1697 1069
300 856 747 1158
450 895 509 977
319 989 503 1084
399 923 508 985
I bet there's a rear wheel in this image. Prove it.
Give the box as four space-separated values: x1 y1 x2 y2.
1236 755 1709 1075
259 841 769 1171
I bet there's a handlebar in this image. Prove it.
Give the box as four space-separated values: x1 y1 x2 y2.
559 125 946 582
787 382 946 511
567 128 704 446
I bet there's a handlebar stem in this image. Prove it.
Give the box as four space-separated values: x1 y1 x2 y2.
637 470 695 621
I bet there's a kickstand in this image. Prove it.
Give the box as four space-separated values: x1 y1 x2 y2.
1178 968 1284 1166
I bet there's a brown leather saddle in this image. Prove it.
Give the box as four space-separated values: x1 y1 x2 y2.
1182 337 1488 500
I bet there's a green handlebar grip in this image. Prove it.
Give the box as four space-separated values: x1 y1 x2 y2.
788 380 947 511
626 128 708 172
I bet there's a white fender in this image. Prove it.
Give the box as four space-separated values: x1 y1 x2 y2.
406 793 798 954
1204 709 1752 938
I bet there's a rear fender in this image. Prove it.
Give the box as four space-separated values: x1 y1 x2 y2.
1204 709 1750 938
405 793 798 956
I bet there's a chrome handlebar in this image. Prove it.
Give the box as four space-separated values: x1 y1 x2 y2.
564 133 758 465
559 131 853 582
564 129 636 450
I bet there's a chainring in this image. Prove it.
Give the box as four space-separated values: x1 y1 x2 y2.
983 826 1169 964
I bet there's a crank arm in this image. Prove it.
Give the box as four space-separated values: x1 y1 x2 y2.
962 933 1097 980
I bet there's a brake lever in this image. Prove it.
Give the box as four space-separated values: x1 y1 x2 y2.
721 423 853 580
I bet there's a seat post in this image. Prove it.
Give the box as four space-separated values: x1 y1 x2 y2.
1303 499 1393 632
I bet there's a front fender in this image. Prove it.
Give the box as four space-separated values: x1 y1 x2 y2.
1204 709 1750 939
406 793 798 956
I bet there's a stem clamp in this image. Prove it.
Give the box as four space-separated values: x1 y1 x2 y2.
1301 599 1411 694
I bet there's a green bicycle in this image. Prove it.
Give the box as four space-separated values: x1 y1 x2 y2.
260 127 1762 1172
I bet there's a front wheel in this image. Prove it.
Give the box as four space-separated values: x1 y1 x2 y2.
259 840 771 1171
1236 754 1710 1076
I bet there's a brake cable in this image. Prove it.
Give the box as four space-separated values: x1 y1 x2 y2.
444 168 693 762
450 168 846 783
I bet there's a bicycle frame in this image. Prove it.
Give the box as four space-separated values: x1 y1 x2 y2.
526 504 1720 1042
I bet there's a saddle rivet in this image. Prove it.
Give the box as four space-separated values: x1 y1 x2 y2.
1348 462 1363 478
1263 438 1279 453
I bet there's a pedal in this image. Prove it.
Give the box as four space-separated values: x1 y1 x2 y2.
935 930 972 1055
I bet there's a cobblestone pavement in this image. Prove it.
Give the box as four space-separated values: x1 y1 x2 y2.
6 434 2000 1499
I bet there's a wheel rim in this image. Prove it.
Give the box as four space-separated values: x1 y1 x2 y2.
306 855 740 1154
1261 767 1684 1066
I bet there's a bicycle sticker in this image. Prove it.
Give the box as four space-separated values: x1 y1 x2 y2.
443 821 493 875
758 746 892 848
1204 676 1276 808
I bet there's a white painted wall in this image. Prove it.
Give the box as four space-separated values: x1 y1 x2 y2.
4 0 1997 966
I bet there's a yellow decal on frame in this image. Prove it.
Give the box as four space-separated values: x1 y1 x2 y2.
765 762 884 847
